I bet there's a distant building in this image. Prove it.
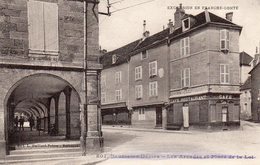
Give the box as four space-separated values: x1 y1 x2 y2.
239 51 253 120
249 49 260 122
101 4 242 129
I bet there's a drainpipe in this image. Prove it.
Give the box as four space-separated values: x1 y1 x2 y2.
80 0 88 156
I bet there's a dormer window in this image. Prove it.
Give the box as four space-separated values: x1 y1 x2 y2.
182 18 190 31
141 50 148 60
112 54 117 64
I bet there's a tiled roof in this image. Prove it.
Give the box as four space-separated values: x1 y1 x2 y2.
100 40 141 69
241 76 251 90
101 11 242 69
240 51 253 66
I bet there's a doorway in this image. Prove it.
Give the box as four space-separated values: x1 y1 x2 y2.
156 107 162 127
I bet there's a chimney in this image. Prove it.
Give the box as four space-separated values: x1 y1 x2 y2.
174 3 185 28
226 12 233 22
167 19 174 33
142 20 150 39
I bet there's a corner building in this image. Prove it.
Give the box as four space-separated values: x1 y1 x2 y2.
168 10 242 129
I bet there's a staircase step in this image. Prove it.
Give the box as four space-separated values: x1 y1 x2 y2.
1 155 79 164
10 147 81 155
5 151 82 161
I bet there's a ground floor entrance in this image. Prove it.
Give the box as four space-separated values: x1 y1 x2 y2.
167 93 240 130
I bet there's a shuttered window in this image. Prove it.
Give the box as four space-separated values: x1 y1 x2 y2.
28 0 59 55
181 68 190 88
220 29 229 52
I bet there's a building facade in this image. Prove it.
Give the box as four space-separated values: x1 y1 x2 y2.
239 51 253 120
168 9 242 129
101 5 242 130
0 0 102 158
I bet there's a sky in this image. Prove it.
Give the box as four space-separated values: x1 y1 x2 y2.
99 0 260 56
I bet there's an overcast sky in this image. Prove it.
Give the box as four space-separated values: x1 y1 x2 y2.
99 0 260 56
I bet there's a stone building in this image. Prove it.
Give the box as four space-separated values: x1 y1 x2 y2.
168 9 242 129
239 51 253 120
0 0 102 158
101 5 242 129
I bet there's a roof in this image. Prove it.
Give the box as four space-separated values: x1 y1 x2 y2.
101 11 242 69
240 51 253 66
100 40 140 69
240 76 251 90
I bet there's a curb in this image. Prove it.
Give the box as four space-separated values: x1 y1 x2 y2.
102 126 192 134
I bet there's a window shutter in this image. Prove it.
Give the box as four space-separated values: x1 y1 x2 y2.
154 61 157 76
181 70 184 87
226 30 230 50
28 0 44 52
44 2 59 52
185 37 190 55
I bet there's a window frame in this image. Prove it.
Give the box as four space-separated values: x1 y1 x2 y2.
149 61 158 77
115 71 122 84
181 68 190 88
141 50 148 60
220 64 230 84
135 66 142 81
28 0 59 56
182 17 190 31
149 81 158 97
220 29 230 52
135 85 143 99
101 92 106 103
138 108 145 120
112 54 117 64
115 89 122 102
180 37 190 57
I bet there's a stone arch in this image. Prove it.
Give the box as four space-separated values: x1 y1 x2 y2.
3 73 82 155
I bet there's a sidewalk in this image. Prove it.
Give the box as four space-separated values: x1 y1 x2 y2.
102 125 192 134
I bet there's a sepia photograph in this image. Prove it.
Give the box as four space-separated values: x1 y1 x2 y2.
0 0 260 164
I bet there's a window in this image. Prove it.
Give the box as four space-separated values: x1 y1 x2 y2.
220 64 229 84
135 85 143 99
149 81 158 97
138 108 145 120
101 75 106 87
141 50 148 60
28 0 58 55
182 18 190 31
115 89 122 101
135 66 142 80
180 37 190 56
181 68 190 88
149 61 157 77
101 92 106 103
112 54 117 64
220 29 230 52
115 71 121 84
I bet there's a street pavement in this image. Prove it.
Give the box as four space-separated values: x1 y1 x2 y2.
98 121 260 165
3 121 260 165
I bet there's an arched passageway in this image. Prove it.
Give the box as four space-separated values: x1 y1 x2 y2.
4 74 81 151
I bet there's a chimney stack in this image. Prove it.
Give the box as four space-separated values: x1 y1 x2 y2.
167 19 174 33
174 3 185 28
142 20 150 39
226 12 233 22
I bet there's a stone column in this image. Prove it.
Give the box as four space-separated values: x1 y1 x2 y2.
65 87 72 139
54 94 60 134
85 71 103 153
162 107 168 130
